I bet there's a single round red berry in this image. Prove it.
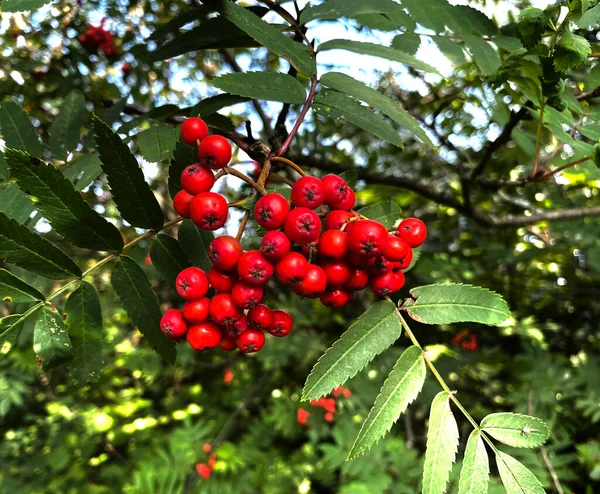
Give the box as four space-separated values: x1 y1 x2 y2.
187 322 222 351
218 336 237 351
209 293 242 326
291 176 324 209
261 230 291 262
321 174 350 206
318 230 347 259
294 264 327 298
231 282 264 309
181 164 215 195
383 235 411 262
176 267 209 300
320 289 353 308
397 218 427 248
367 256 392 277
190 192 228 230
254 193 289 230
181 117 209 145
322 261 351 288
237 250 274 285
324 210 354 231
209 236 243 271
369 270 405 296
173 190 194 218
347 220 388 257
198 135 232 169
208 267 237 293
268 309 293 337
182 297 210 325
343 268 369 291
160 309 188 340
236 329 265 353
247 304 274 331
330 188 355 211
284 207 321 244
394 248 413 270
276 252 308 285
224 314 248 338
346 252 370 268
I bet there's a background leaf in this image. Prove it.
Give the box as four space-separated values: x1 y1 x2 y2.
300 0 401 24
463 35 501 76
480 413 550 448
168 139 198 199
137 123 177 163
458 430 489 494
0 314 27 362
0 268 44 303
177 219 213 272
191 94 251 117
211 72 306 104
554 31 591 72
357 201 403 229
0 101 42 156
0 0 52 11
496 451 545 494
49 91 85 162
150 233 190 295
0 183 35 223
33 304 73 372
391 33 422 56
62 152 103 191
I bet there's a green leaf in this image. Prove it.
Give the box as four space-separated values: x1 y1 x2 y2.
33 304 73 372
432 36 467 66
339 170 358 188
137 123 176 163
357 201 403 229
92 115 164 231
480 413 549 448
453 6 497 36
220 0 315 77
0 268 44 303
463 35 500 76
6 149 124 252
191 94 251 117
593 143 600 168
577 4 600 28
401 0 446 33
518 8 547 49
492 36 524 53
0 182 35 223
300 0 401 24
49 91 85 162
111 256 176 364
391 33 421 56
168 139 198 199
0 101 42 157
403 283 511 325
422 392 459 494
320 72 432 146
211 72 306 104
554 30 592 72
458 430 489 494
405 246 421 272
314 91 403 148
150 233 190 294
495 451 545 494
178 219 213 272
0 314 26 361
0 211 81 279
579 124 600 140
302 300 402 401
62 152 103 191
0 151 8 181
64 282 105 386
0 0 52 11
348 346 426 459
318 39 441 75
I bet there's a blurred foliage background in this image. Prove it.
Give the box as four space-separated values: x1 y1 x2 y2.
1 0 600 492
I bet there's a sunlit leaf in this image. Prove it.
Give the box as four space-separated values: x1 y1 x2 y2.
33 304 73 371
480 413 549 448
0 268 44 303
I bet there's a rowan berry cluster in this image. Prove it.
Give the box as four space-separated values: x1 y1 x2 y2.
297 385 351 425
160 117 427 355
79 20 117 56
452 330 479 352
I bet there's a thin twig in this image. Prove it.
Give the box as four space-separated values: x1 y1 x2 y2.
270 156 307 176
222 166 266 194
236 211 251 242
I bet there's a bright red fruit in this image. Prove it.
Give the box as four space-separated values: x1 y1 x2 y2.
196 463 211 480
181 117 209 145
320 289 353 308
383 235 411 262
291 176 324 209
346 220 388 257
231 282 264 309
254 193 289 230
181 164 215 195
173 190 194 218
324 210 353 231
209 294 242 326
369 270 405 296
397 218 427 247
367 256 392 277
344 268 369 291
330 187 355 211
236 329 265 353
182 297 210 324
198 135 232 169
237 250 274 285
224 315 247 338
160 309 188 340
297 409 310 425
208 267 237 293
176 267 209 300
209 236 243 271
261 230 291 262
218 336 237 351
318 229 347 259
394 248 413 270
187 322 222 351
276 252 308 285
268 309 293 337
294 264 326 298
190 192 228 230
323 261 351 288
321 174 350 206
247 304 274 331
284 207 321 244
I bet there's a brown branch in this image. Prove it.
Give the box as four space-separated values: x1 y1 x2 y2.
222 166 266 194
477 206 600 227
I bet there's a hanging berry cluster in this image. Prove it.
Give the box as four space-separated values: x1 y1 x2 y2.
160 117 427 355
79 20 117 56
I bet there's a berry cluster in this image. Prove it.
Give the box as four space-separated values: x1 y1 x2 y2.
195 444 217 480
452 331 479 352
297 385 351 425
79 21 117 56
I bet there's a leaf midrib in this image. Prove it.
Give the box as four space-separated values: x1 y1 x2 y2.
409 302 509 315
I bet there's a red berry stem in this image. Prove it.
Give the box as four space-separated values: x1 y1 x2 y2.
236 210 251 242
222 166 266 195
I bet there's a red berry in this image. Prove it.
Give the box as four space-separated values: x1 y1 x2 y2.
181 118 209 146
198 135 232 169
237 250 274 285
261 230 291 262
209 236 243 271
236 329 265 353
268 309 293 337
369 270 405 297
196 463 212 480
294 264 326 298
324 412 334 422
275 252 308 285
231 282 264 309
224 314 247 338
321 174 350 206
254 193 289 230
346 220 388 257
297 409 310 425
176 267 209 300
202 443 212 454
284 207 321 244
181 164 215 195
394 248 413 270
208 267 237 293
318 230 347 259
346 252 370 268
247 304 274 331
330 188 355 211
219 336 237 351
173 190 194 218
324 210 354 231
190 192 228 230
320 289 353 308
323 261 351 288
291 176 324 209
182 297 210 324
383 235 411 262
187 322 222 351
367 256 392 277
160 309 188 340
343 268 369 291
397 218 427 247
209 294 242 326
